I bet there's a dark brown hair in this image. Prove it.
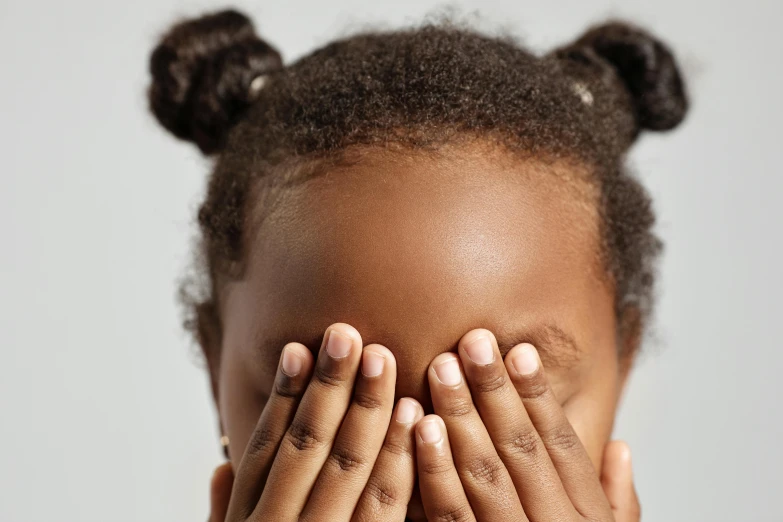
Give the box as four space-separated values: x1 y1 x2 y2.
148 9 688 357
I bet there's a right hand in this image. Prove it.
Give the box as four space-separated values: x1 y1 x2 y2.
209 323 425 522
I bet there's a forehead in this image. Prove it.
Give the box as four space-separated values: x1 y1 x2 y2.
226 146 614 394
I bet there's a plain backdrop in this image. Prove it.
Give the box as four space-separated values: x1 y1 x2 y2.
1 0 781 520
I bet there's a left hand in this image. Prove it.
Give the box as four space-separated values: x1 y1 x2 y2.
416 328 640 522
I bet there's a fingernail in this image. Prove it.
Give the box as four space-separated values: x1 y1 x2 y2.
434 357 462 386
326 330 352 359
419 419 443 444
281 346 303 376
463 334 495 365
511 344 539 375
396 398 418 424
362 350 385 377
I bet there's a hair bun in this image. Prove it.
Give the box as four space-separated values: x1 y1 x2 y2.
148 10 283 154
561 21 688 133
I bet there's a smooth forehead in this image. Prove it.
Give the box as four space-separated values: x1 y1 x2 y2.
229 145 611 374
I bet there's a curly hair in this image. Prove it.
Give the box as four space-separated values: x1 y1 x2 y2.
147 9 688 357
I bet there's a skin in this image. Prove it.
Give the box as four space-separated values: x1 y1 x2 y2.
204 144 640 520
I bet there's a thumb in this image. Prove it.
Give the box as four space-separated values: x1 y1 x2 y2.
600 440 641 522
209 463 235 522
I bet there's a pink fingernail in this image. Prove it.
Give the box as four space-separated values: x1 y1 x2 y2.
434 357 462 386
362 350 385 377
464 334 495 365
326 330 352 359
396 398 418 424
511 344 539 376
419 419 443 444
281 346 302 376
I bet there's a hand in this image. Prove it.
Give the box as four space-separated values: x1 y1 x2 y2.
210 441 641 522
209 323 425 522
415 328 640 521
601 440 641 522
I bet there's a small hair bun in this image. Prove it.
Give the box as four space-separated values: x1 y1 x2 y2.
148 10 283 154
560 21 688 133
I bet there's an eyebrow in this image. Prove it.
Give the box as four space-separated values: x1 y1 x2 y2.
494 323 583 370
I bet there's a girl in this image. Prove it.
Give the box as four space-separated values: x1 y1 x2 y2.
148 9 688 521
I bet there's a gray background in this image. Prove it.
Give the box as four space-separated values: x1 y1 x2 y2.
1 0 781 520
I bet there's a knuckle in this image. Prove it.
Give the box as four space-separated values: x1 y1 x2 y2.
472 371 507 394
516 376 549 400
419 457 456 477
284 418 326 452
500 427 542 458
432 504 474 522
327 445 367 473
245 425 277 458
439 396 474 418
274 375 303 400
363 475 403 509
540 425 581 453
381 437 414 460
313 363 348 388
352 389 385 411
460 455 506 486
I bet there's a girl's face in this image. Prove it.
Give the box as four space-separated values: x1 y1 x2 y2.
213 145 632 475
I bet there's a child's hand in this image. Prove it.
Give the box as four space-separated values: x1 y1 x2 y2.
208 323 640 521
211 323 424 522
416 328 640 521
600 440 641 522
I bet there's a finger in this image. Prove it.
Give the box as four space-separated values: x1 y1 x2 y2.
351 398 424 522
226 342 314 518
506 343 612 519
416 415 477 522
428 352 526 520
601 441 641 522
457 329 575 520
302 344 398 521
254 323 363 519
209 463 234 522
